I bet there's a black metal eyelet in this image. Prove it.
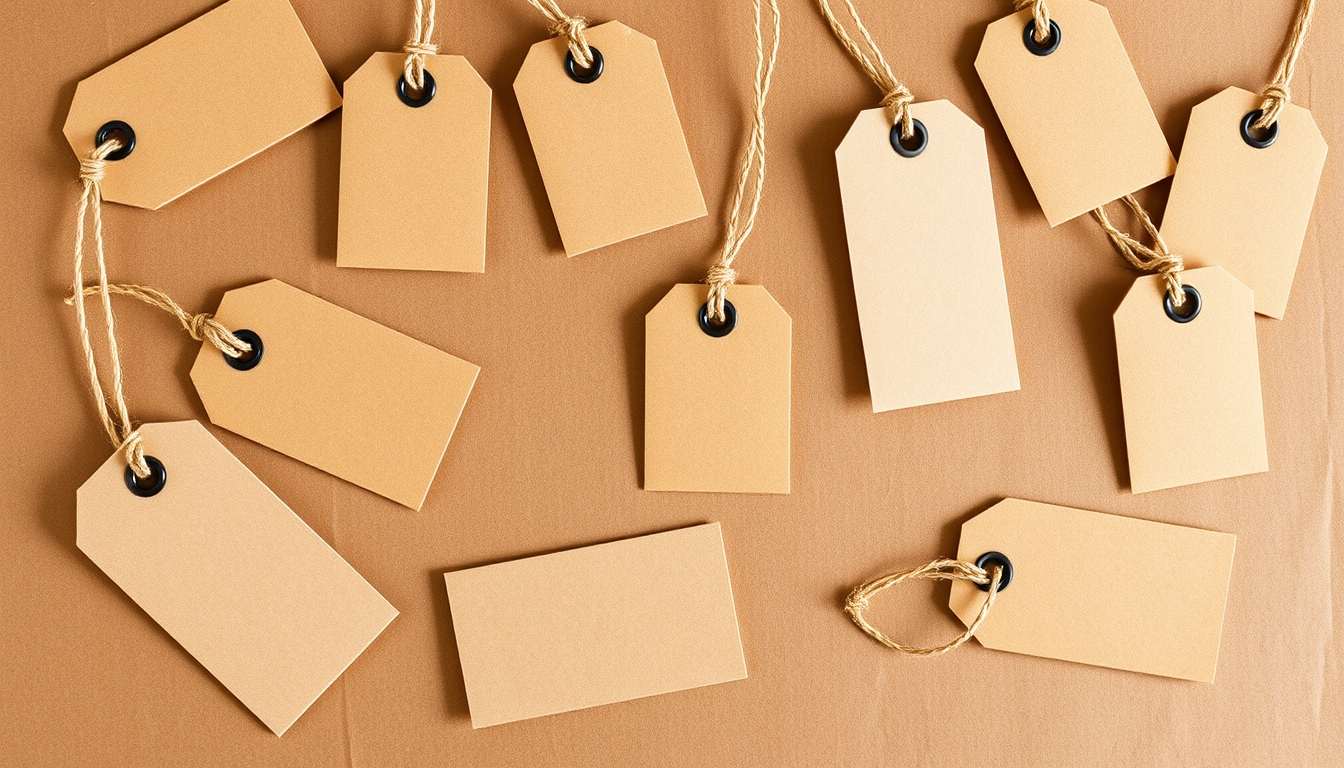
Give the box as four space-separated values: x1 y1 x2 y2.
1240 109 1278 149
697 301 737 338
124 456 167 498
975 552 1013 592
96 120 136 160
1023 19 1062 56
889 119 929 158
225 329 264 371
397 70 437 108
1163 285 1202 324
565 47 604 84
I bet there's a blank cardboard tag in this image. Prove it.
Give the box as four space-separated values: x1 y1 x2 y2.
835 100 1019 412
645 284 790 493
949 498 1236 683
1113 266 1267 493
76 421 398 735
514 21 706 256
189 280 479 509
337 52 491 272
1161 86 1328 319
444 523 746 728
63 0 341 210
975 0 1174 226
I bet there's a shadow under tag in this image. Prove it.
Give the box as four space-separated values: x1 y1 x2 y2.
62 0 341 210
1113 266 1267 493
1161 86 1328 319
189 280 480 510
975 0 1175 226
645 284 790 493
949 498 1236 683
514 21 707 256
835 100 1019 412
338 53 491 272
76 421 398 736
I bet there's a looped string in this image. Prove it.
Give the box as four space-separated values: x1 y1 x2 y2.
845 558 1003 656
1013 0 1052 44
65 283 253 359
706 0 781 324
815 0 916 138
525 0 594 69
403 0 438 91
1090 195 1186 306
1254 0 1316 129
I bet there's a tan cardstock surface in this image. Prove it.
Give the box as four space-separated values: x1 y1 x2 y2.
337 52 491 272
76 421 398 736
444 523 747 728
949 498 1236 683
62 0 340 209
835 100 1019 412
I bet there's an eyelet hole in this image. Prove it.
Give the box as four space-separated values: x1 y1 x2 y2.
889 119 929 158
1163 285 1202 323
1022 19 1061 56
397 70 437 108
974 552 1013 592
124 456 167 498
95 120 136 161
1240 109 1278 149
225 329 264 371
697 301 737 338
565 47 605 84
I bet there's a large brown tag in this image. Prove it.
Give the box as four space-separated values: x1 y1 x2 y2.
63 0 341 210
949 498 1236 683
514 21 706 256
189 280 480 510
1161 86 1328 319
1113 266 1267 493
975 0 1174 226
77 421 398 735
835 100 1019 412
645 284 790 493
337 53 491 272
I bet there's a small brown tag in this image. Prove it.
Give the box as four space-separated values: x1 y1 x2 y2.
645 284 790 493
77 421 398 735
949 498 1236 683
974 0 1175 226
189 280 480 509
337 53 491 272
835 100 1019 411
1161 86 1329 319
63 0 341 210
1113 266 1267 493
514 21 707 256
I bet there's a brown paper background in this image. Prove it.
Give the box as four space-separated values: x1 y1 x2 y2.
2 0 1340 764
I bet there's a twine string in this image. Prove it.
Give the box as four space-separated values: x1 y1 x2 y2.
1013 0 1052 44
526 0 594 69
816 0 915 138
65 284 253 359
1090 195 1186 306
403 0 439 91
1254 0 1316 129
845 558 1003 656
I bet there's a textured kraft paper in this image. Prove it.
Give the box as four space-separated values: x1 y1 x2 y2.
76 421 398 736
8 0 1344 764
948 498 1236 683
514 20 707 256
1162 86 1329 319
975 0 1175 226
443 523 747 728
190 280 480 510
337 52 491 272
835 100 1019 412
62 0 340 210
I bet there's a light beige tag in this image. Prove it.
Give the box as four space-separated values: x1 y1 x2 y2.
949 498 1236 682
444 523 746 728
835 100 1019 412
63 0 341 210
337 52 491 272
974 0 1174 226
1113 266 1267 493
645 284 790 493
1161 86 1328 319
514 21 707 256
189 280 479 509
77 421 398 735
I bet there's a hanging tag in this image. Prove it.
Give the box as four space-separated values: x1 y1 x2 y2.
77 421 398 735
1113 266 1267 493
645 284 790 493
974 0 1174 226
835 100 1019 411
63 0 341 210
189 280 480 509
1161 87 1328 319
514 21 707 256
338 53 491 272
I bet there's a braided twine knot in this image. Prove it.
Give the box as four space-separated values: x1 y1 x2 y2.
705 264 738 324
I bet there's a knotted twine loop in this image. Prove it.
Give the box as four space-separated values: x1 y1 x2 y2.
1254 0 1316 130
1090 195 1186 307
706 0 781 325
525 0 594 69
1013 0 1052 44
845 558 1003 656
65 283 253 359
403 0 439 91
816 0 916 138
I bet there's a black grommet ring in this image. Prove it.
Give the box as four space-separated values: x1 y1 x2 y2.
889 118 929 158
124 456 167 498
1023 19 1062 56
1240 109 1278 149
397 70 437 108
225 329 264 371
697 300 737 338
975 552 1013 592
96 120 136 161
1163 284 1202 324
565 47 604 84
